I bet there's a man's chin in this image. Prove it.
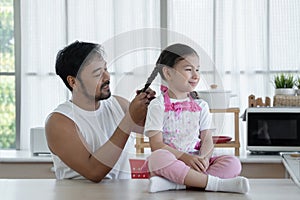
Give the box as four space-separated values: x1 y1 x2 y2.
97 92 111 101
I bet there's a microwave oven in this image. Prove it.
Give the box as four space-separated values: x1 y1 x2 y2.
247 107 300 153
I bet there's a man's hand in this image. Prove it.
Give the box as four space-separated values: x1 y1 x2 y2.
128 88 156 127
179 153 209 173
136 88 156 101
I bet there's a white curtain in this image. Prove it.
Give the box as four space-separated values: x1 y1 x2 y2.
20 0 67 150
19 0 300 152
20 0 160 150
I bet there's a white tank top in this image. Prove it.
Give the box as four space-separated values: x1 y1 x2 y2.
50 96 135 180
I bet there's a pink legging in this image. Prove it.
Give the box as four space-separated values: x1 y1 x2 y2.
147 149 242 185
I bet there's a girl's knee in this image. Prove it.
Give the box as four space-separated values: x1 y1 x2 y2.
208 155 242 178
221 155 242 177
147 149 177 171
228 156 242 172
147 149 189 184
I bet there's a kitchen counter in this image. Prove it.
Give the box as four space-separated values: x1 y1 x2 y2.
1 150 282 163
239 152 286 178
0 178 299 200
0 150 287 179
0 149 52 163
0 150 54 178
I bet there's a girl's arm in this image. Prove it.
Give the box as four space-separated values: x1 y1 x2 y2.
199 129 214 160
197 100 214 170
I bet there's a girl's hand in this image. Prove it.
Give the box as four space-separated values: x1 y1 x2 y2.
179 153 209 172
198 156 209 172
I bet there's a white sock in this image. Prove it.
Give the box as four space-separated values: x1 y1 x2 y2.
148 176 186 193
205 175 250 194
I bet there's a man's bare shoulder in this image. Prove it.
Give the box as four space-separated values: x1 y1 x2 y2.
45 112 76 137
46 112 72 125
45 112 79 154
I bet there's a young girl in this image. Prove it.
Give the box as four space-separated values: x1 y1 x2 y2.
143 43 250 193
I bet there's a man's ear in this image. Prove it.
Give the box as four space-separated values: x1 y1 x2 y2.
67 76 77 89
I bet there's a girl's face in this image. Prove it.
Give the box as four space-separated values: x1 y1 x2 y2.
165 54 200 99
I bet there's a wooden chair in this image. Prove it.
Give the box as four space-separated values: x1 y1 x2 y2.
134 108 241 156
135 133 150 153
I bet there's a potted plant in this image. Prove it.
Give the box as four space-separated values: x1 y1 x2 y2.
274 73 295 96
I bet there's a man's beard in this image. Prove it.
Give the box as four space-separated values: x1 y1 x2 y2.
95 80 111 101
80 80 111 102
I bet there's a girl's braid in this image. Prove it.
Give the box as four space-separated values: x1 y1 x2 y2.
141 64 161 92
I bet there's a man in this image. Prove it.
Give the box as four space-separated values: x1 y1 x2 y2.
45 41 155 182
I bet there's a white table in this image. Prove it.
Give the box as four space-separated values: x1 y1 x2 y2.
282 153 300 188
0 179 300 200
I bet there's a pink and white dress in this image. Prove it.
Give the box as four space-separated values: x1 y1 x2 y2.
144 85 212 153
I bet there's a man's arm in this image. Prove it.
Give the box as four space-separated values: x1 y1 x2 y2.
114 95 144 134
45 92 151 183
115 88 156 133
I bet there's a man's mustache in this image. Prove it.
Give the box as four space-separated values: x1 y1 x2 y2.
101 80 110 89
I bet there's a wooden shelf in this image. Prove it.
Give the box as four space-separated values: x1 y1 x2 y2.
215 141 240 148
135 107 240 156
210 107 240 156
210 107 240 113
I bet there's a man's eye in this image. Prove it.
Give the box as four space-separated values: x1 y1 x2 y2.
94 72 104 77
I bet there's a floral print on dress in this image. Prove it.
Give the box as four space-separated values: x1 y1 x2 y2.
160 85 202 153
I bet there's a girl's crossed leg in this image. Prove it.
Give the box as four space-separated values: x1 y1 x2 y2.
147 149 250 194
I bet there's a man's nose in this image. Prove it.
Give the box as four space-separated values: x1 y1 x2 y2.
103 70 110 79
